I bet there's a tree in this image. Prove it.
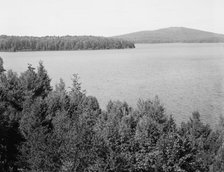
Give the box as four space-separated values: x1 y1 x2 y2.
0 57 5 73
1 60 224 172
0 35 135 52
0 58 23 172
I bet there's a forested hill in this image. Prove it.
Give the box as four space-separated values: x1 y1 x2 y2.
113 27 224 43
0 35 135 52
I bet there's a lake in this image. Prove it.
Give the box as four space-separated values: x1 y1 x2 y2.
1 43 224 126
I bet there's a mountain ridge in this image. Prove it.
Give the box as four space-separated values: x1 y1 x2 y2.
112 27 224 43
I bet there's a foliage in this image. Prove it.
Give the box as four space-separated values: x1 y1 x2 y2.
0 35 135 52
0 57 223 171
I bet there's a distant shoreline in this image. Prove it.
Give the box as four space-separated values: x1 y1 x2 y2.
0 46 135 53
0 35 135 52
134 42 224 44
1 42 224 52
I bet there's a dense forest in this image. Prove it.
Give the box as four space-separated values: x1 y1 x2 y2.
0 35 135 52
1 57 224 172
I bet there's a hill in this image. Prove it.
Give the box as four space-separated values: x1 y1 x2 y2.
0 35 135 52
113 27 224 43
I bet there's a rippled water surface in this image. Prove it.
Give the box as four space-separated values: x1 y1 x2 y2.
1 43 224 126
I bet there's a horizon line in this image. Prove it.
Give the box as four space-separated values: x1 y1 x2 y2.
1 26 224 38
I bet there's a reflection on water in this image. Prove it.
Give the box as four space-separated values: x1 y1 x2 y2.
1 43 224 126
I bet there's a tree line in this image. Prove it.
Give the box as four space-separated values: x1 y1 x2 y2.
0 57 224 172
0 35 135 52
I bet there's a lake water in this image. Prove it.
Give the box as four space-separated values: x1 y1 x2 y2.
1 43 224 126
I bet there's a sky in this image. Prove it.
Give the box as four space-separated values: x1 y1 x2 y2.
0 0 224 36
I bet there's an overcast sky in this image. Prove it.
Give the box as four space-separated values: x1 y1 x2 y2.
0 0 223 36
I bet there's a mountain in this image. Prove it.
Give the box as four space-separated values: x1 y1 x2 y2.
113 27 224 43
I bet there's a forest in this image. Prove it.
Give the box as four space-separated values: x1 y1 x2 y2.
0 35 135 52
0 57 224 172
